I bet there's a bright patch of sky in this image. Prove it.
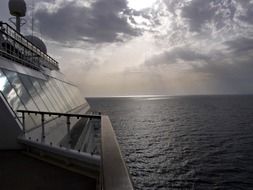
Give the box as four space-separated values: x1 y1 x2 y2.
127 0 157 10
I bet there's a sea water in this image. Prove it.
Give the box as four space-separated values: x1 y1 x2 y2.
87 95 253 190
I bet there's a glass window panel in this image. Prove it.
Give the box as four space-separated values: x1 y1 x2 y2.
0 69 25 112
38 79 62 112
30 78 56 112
63 83 78 107
19 74 48 112
58 80 74 110
19 75 56 125
46 79 65 112
61 82 77 108
54 79 73 110
51 78 71 111
3 70 40 127
62 87 75 109
1 69 37 129
47 78 67 112
23 112 42 131
3 70 39 111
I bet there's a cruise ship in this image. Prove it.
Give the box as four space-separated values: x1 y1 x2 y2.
0 0 134 189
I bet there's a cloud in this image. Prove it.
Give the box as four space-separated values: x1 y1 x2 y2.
163 0 241 36
143 34 253 94
34 0 140 43
36 0 253 95
145 47 210 66
181 0 238 33
238 1 253 25
38 0 253 95
181 0 217 32
225 37 253 54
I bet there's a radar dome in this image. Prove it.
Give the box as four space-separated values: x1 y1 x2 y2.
26 35 47 54
9 0 27 17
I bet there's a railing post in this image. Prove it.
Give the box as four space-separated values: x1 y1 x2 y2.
67 116 71 144
22 112 26 134
41 113 45 139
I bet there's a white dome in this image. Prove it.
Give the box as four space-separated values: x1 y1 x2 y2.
9 0 26 17
26 35 47 54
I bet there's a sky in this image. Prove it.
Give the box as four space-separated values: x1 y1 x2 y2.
1 0 253 96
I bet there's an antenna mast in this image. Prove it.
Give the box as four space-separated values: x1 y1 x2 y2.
8 0 27 33
31 0 34 36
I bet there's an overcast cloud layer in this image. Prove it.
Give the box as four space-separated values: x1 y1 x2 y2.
144 0 253 94
1 0 253 96
34 0 141 43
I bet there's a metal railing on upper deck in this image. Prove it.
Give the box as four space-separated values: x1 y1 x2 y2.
0 22 59 71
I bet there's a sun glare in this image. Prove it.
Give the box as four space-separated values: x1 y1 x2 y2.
127 0 157 10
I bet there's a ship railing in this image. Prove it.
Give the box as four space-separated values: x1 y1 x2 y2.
0 21 59 70
101 116 135 190
17 110 135 190
0 49 40 70
16 110 101 140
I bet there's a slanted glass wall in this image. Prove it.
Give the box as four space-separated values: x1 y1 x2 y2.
0 68 88 130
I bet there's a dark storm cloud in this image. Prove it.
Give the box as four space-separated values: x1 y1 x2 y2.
35 0 139 43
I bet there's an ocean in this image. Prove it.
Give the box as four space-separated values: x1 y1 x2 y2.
87 95 253 190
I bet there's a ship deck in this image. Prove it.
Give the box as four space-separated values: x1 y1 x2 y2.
0 150 96 190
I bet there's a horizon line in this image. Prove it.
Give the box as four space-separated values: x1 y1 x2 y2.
86 93 253 98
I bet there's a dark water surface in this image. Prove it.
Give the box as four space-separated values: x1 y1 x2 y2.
87 95 253 189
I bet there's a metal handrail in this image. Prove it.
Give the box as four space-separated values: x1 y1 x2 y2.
17 109 101 139
101 116 134 190
0 21 59 70
17 110 101 119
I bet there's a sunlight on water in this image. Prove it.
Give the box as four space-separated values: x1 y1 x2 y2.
88 95 253 190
